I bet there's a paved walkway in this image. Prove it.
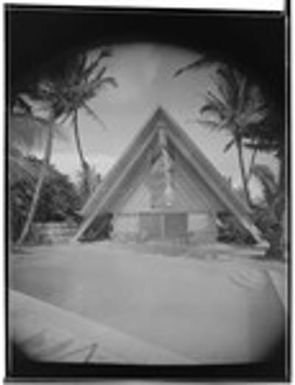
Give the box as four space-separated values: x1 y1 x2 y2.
10 242 287 364
10 290 192 364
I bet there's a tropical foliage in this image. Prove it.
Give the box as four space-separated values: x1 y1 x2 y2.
251 164 285 259
197 64 268 206
217 212 255 245
10 156 80 242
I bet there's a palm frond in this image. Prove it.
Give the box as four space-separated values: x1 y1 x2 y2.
91 65 107 83
67 53 88 85
174 55 212 77
9 112 64 151
82 103 107 130
95 76 118 89
241 109 268 126
200 102 227 122
236 75 248 114
86 77 118 101
241 85 267 118
83 48 113 81
9 113 48 150
207 90 229 115
15 95 33 115
196 119 222 130
97 47 113 60
223 138 235 153
252 164 278 205
83 58 102 81
215 65 241 109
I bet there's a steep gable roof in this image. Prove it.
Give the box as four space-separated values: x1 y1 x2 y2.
73 107 265 244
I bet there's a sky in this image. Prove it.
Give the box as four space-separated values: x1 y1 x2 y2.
47 43 278 196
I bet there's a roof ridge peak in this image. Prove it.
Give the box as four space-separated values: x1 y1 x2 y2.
154 105 169 116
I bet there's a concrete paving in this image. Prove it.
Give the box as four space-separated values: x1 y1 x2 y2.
10 290 192 364
9 242 287 364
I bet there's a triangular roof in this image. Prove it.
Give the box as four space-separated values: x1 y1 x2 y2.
73 107 265 244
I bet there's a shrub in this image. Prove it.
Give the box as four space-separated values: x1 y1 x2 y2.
9 156 81 241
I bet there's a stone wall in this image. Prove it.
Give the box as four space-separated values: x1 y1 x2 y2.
30 222 78 244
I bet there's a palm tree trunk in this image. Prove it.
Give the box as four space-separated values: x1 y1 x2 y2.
246 147 258 185
16 123 54 245
236 137 252 207
73 110 91 198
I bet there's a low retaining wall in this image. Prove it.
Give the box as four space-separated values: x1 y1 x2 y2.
30 222 78 244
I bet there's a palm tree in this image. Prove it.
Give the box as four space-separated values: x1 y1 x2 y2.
37 48 117 198
14 48 117 244
197 64 268 206
175 59 268 207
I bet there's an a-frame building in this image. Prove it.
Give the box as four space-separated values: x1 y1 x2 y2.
73 107 265 245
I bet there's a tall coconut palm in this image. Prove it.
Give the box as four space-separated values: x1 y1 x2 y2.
197 64 268 206
37 48 117 198
13 48 117 244
175 59 268 207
